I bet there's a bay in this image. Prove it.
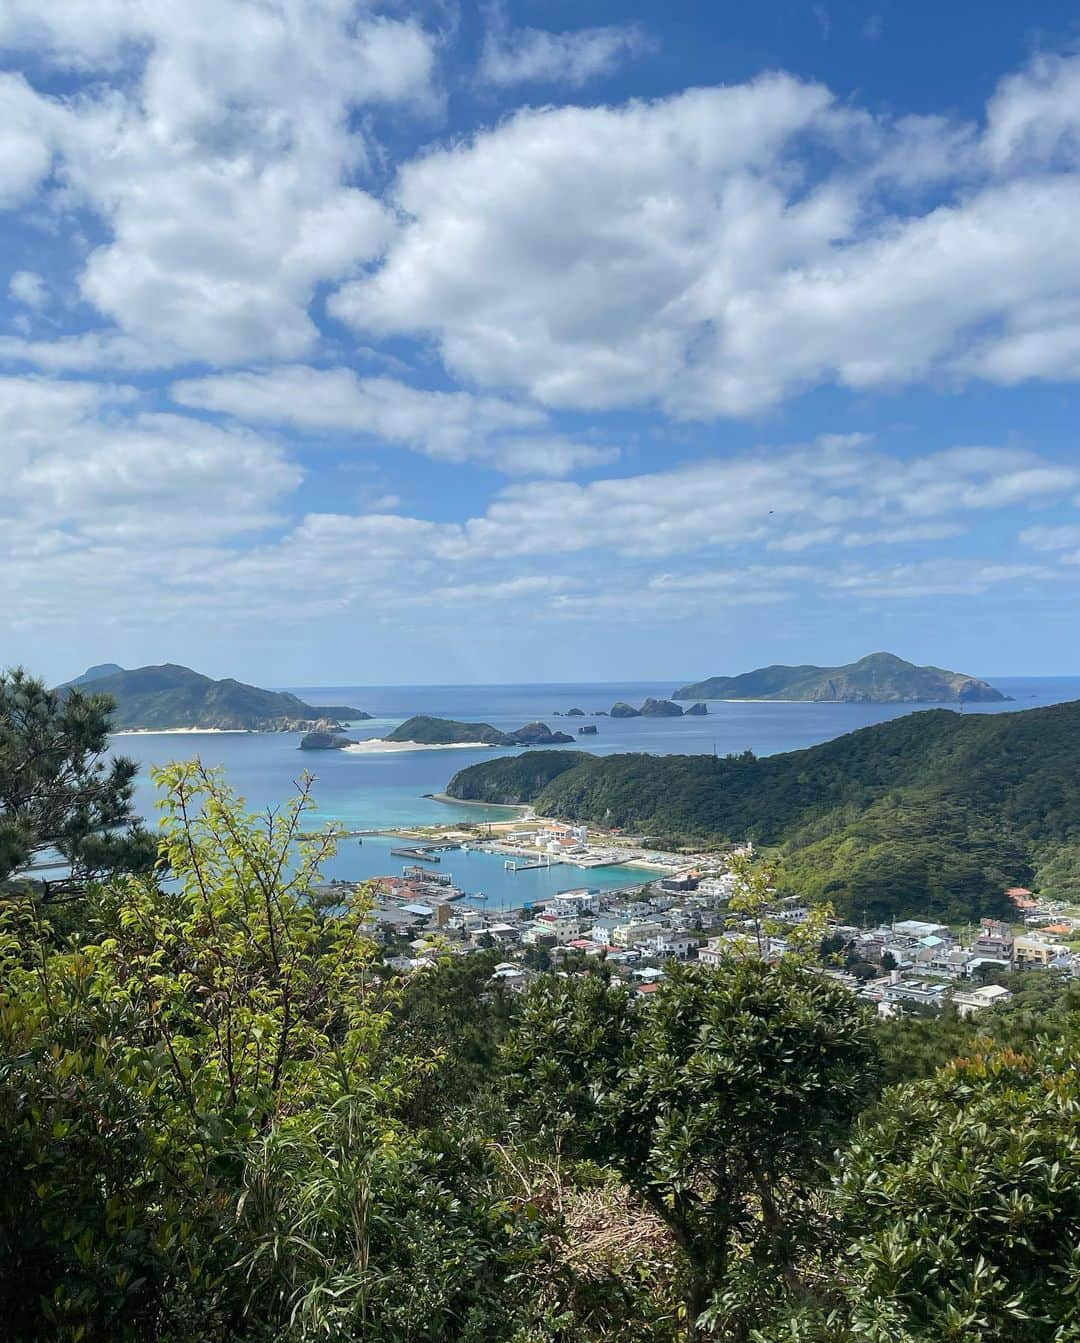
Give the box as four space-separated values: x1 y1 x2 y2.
113 676 1080 911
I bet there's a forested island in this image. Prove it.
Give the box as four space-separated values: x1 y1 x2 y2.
386 715 575 746
611 698 687 717
446 698 1080 923
674 650 1008 702
57 663 369 731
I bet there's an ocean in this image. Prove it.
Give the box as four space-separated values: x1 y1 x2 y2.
113 677 1080 911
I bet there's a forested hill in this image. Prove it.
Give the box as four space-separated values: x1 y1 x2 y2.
446 700 1080 923
56 664 370 731
674 651 1007 702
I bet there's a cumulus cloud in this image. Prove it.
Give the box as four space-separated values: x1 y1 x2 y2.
457 440 1078 560
984 52 1080 170
0 2 436 364
4 20 1080 658
1 407 1076 646
333 53 1080 417
0 74 56 209
172 366 617 476
0 375 298 544
479 9 648 88
8 270 48 309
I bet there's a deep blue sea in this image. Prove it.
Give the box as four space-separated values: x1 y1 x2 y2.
114 677 1080 910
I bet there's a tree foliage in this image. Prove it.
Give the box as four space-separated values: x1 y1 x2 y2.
0 668 155 905
5 704 1080 1342
759 1044 1080 1342
0 764 562 1341
503 960 877 1331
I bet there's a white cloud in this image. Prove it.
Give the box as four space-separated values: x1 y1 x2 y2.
331 75 843 414
820 560 1058 599
8 270 48 309
0 376 298 544
491 435 618 476
984 52 1080 170
479 10 648 88
638 557 1061 607
457 439 1076 560
171 366 616 475
0 2 437 365
0 73 57 210
1 409 1075 644
840 522 966 548
333 54 1080 417
1018 523 1080 552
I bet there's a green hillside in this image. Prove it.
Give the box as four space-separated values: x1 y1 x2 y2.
385 715 508 745
674 651 1008 702
386 716 574 746
446 700 1080 922
56 664 369 731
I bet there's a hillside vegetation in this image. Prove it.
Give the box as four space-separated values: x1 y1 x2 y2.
56 663 368 731
6 674 1080 1343
387 716 574 746
447 700 1080 922
674 650 1007 702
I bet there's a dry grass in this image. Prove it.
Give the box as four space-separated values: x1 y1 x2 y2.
490 1142 675 1272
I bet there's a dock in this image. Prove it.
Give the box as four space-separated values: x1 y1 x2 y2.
390 846 440 862
402 866 455 886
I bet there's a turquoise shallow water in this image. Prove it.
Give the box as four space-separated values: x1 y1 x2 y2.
114 676 1080 911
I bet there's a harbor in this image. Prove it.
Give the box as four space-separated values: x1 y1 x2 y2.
315 830 652 912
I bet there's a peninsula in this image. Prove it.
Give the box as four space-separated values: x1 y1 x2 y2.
442 696 1079 924
673 651 1008 703
58 663 370 732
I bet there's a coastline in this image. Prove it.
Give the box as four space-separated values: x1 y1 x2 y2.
111 726 254 735
690 697 985 705
428 791 529 813
343 738 500 754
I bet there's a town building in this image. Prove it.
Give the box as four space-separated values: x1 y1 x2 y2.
952 983 1013 1017
612 919 664 948
972 918 1014 960
1014 933 1062 969
647 931 699 961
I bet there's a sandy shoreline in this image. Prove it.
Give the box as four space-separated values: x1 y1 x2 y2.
343 738 498 755
111 727 253 736
428 791 528 812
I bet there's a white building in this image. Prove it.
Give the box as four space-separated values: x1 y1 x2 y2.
952 983 1013 1017
892 919 951 941
648 932 699 961
612 919 664 948
698 936 730 968
551 889 600 917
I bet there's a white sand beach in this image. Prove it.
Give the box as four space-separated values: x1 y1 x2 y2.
110 727 254 736
343 738 497 754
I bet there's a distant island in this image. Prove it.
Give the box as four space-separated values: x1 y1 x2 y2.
674 652 1008 703
384 715 575 748
299 730 356 751
442 697 1080 924
611 698 688 718
58 664 370 732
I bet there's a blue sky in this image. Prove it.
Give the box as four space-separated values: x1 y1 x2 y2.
3 0 1080 686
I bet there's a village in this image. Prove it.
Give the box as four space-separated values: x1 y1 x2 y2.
320 816 1080 1019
